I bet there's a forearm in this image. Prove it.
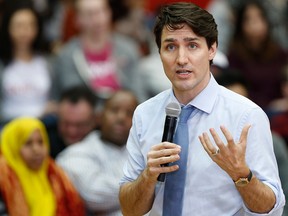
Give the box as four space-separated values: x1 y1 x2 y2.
237 176 276 213
119 169 156 216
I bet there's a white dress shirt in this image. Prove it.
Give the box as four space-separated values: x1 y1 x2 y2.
120 75 285 216
57 131 127 216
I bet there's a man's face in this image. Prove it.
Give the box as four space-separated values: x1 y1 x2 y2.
160 24 216 103
58 100 96 145
76 0 112 37
101 92 137 147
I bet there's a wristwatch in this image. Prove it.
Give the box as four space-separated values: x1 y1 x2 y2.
234 170 253 187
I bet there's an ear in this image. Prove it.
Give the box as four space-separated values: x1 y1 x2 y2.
208 42 217 61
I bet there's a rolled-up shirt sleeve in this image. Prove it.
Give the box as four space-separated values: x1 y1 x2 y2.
239 107 285 215
120 107 145 185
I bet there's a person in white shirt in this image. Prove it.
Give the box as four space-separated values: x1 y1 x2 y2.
119 2 285 216
56 90 138 216
0 2 54 122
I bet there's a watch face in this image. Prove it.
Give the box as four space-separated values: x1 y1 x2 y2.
234 170 253 187
235 178 249 187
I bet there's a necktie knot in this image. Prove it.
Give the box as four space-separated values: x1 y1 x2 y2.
179 106 194 123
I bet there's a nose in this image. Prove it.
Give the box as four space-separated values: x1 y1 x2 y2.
67 124 79 136
176 47 188 66
31 142 43 154
115 110 128 124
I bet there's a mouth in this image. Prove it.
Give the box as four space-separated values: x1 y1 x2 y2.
176 69 192 77
113 123 127 134
33 156 44 164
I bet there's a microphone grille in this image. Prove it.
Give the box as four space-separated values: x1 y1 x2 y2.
165 102 181 117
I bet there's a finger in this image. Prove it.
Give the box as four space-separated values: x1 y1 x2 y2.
209 128 225 150
151 142 181 151
239 124 251 147
146 164 179 179
148 147 181 159
199 135 211 155
202 132 218 155
148 153 180 167
220 125 235 147
150 164 179 174
159 164 179 173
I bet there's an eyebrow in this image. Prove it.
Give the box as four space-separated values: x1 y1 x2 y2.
163 37 200 43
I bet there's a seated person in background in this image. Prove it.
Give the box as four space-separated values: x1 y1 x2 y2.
0 1 55 123
42 85 98 158
0 117 85 216
51 0 140 102
227 0 288 109
271 112 288 146
268 66 288 145
268 64 288 115
215 69 249 97
56 90 138 216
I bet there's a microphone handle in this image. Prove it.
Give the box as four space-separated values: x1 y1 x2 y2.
157 116 177 182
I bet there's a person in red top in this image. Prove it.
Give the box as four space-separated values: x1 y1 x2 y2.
52 0 140 103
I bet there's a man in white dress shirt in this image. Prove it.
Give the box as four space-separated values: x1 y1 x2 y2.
119 2 285 216
57 90 138 216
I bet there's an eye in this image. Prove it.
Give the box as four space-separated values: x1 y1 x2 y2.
166 44 176 51
37 138 44 146
189 43 197 49
25 140 33 147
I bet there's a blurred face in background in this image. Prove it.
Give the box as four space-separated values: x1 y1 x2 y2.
226 84 249 98
20 129 48 171
281 69 288 98
101 91 138 147
58 100 96 145
242 4 268 46
76 0 112 37
9 9 38 51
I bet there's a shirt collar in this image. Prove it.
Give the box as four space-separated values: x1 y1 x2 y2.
169 74 219 114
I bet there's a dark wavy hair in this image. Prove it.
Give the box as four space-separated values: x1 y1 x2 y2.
0 1 48 65
154 2 218 58
229 0 279 61
60 85 97 108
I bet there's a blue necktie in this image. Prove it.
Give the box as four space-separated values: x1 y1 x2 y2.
163 106 194 216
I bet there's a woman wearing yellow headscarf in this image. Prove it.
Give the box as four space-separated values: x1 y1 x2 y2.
0 117 85 216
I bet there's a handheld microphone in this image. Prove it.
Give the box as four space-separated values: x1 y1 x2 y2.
157 102 181 182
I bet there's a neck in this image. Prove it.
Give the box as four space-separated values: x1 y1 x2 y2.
245 37 268 53
101 135 125 148
81 32 110 52
174 74 211 105
14 48 33 62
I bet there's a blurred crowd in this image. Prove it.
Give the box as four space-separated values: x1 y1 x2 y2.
0 0 287 215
